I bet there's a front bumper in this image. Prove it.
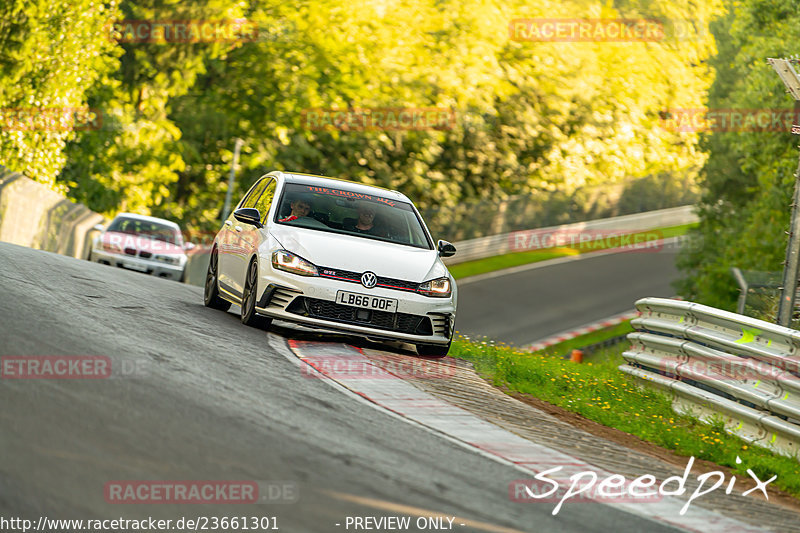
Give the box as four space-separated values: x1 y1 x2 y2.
254 269 455 345
91 249 185 280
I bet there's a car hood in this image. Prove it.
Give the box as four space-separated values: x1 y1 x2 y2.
269 226 446 282
103 231 185 256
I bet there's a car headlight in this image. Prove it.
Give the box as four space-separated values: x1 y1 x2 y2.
417 277 451 298
102 242 122 253
271 250 318 276
155 254 182 265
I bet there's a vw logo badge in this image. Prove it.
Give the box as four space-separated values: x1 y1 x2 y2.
361 271 377 288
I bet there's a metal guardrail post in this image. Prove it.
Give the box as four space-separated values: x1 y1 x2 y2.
731 267 748 315
767 58 800 326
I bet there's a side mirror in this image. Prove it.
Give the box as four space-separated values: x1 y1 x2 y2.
92 224 105 232
438 240 457 258
183 242 196 251
233 208 263 228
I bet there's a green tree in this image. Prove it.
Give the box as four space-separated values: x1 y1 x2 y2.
58 0 247 214
159 0 723 234
49 0 724 240
0 0 120 189
675 0 800 310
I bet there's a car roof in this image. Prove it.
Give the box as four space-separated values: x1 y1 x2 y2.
112 212 180 228
279 172 410 202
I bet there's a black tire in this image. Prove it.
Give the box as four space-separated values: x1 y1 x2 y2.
204 247 231 311
416 341 451 358
241 259 272 329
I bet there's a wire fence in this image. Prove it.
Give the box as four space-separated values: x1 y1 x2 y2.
731 268 800 329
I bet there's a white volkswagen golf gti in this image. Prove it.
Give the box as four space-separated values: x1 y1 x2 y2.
204 171 457 356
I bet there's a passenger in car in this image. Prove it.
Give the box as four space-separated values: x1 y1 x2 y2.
279 196 313 222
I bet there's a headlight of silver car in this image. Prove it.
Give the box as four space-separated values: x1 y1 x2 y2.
155 254 182 265
101 242 122 253
417 277 451 298
271 250 318 276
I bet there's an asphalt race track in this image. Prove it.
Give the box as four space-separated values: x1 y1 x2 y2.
0 242 690 533
456 248 681 346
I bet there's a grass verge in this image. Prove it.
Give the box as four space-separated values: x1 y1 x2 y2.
449 223 695 280
449 335 800 498
536 320 634 357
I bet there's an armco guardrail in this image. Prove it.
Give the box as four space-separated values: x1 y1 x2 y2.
0 167 104 259
621 297 800 458
444 205 697 265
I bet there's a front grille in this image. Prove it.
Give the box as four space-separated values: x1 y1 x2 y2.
267 287 299 308
256 284 302 310
139 251 152 259
124 247 136 256
288 297 432 335
376 276 419 291
317 266 420 293
429 313 452 337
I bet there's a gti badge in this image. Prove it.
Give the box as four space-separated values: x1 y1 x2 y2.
361 271 377 288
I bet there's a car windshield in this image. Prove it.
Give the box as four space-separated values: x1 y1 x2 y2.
106 216 183 246
275 183 432 249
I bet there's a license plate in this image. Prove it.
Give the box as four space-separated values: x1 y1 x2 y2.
336 291 398 313
123 262 148 272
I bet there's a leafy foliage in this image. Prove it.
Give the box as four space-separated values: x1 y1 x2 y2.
0 0 120 190
3 0 724 237
675 0 800 310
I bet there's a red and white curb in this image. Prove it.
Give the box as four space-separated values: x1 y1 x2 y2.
279 338 767 533
524 310 640 352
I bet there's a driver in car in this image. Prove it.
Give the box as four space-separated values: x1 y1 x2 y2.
279 196 313 222
347 202 389 237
